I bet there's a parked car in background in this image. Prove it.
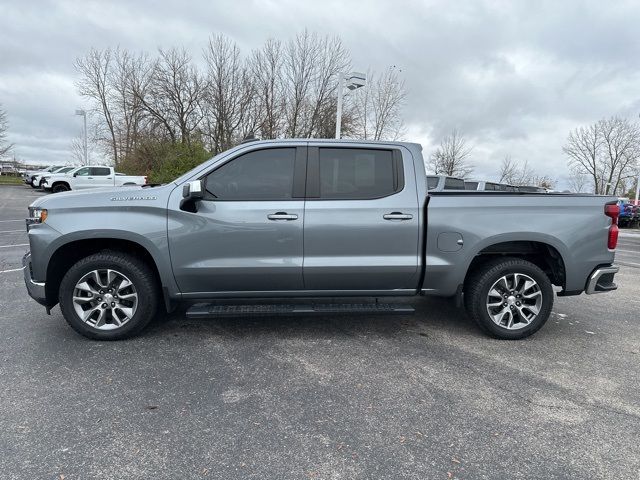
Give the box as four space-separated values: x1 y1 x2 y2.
24 166 62 186
465 180 502 191
427 175 466 191
617 198 636 227
42 166 147 192
33 166 74 188
464 180 526 192
517 186 547 193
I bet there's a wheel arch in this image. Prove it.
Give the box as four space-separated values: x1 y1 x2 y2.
45 235 175 311
51 180 70 190
463 237 567 291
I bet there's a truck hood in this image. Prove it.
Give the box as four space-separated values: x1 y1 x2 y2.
30 184 172 209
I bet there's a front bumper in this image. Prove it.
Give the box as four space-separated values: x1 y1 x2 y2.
585 265 619 294
22 252 47 306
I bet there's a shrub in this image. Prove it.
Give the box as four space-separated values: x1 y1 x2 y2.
118 140 212 184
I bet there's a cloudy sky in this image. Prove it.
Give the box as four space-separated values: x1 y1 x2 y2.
2 0 640 185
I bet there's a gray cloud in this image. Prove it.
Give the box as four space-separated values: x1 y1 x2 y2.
1 0 640 185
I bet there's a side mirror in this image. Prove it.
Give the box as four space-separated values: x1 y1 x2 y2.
73 172 78 177
180 180 204 212
182 180 204 200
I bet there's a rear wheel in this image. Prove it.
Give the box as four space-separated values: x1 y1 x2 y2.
52 183 70 193
59 251 159 340
464 257 554 339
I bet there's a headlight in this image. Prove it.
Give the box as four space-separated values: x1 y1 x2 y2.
27 207 48 225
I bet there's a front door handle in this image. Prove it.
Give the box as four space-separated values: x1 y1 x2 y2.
267 212 298 221
383 212 413 221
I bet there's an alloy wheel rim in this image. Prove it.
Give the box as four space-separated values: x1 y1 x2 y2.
72 269 138 330
486 273 542 330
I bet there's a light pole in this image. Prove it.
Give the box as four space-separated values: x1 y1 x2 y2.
335 72 366 139
75 109 88 165
634 173 640 206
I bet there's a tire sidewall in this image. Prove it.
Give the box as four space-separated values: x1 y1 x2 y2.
52 184 69 193
472 260 554 339
59 254 157 340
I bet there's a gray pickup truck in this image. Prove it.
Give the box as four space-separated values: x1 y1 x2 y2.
22 139 620 340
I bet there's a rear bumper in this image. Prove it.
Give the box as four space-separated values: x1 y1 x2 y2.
585 265 619 294
22 252 47 306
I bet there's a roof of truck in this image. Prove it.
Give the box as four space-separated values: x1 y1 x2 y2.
240 138 423 150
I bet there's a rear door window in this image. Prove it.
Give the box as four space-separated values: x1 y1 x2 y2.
317 148 401 199
91 167 111 176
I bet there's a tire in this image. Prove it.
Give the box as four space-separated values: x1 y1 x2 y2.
464 257 554 340
52 183 70 193
59 251 159 340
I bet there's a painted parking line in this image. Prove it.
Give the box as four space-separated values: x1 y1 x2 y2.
0 266 25 273
0 219 24 223
0 243 28 248
0 230 26 234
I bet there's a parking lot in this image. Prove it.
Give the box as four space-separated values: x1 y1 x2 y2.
0 184 638 479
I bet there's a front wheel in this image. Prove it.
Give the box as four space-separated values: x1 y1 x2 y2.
52 183 70 193
464 257 554 339
59 251 159 340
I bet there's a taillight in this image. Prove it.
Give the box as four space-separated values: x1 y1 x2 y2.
605 203 619 249
144 176 148 185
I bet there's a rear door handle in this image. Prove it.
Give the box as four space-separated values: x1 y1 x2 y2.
267 212 298 221
383 212 413 220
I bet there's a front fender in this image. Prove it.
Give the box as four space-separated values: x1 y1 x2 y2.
41 228 179 299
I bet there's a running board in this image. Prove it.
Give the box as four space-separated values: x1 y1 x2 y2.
186 302 415 319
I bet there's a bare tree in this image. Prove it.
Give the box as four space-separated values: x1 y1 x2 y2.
563 122 600 192
498 155 522 184
563 117 640 195
351 67 406 140
203 35 255 153
69 120 102 166
135 48 204 144
0 104 12 157
532 175 556 189
598 117 640 194
73 31 412 176
111 48 150 160
70 136 86 165
250 39 285 139
497 155 556 187
75 48 120 165
429 129 474 177
567 167 588 192
281 31 349 138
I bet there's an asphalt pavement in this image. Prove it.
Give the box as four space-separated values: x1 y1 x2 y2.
0 185 639 479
